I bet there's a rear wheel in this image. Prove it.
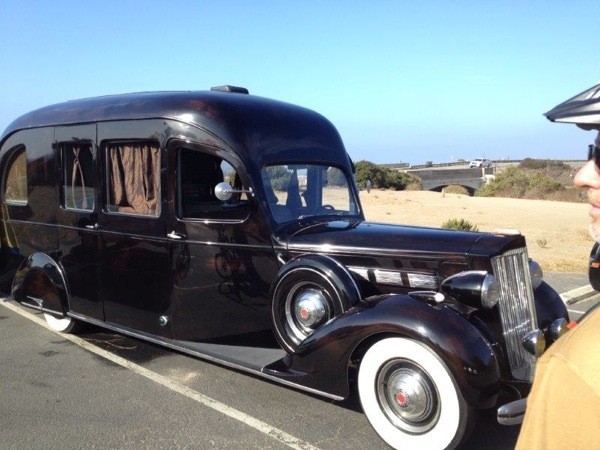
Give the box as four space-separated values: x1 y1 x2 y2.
43 313 80 333
358 337 473 449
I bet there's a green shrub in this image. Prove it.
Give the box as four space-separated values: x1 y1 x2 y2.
385 170 420 190
441 218 479 232
443 185 470 195
519 158 570 171
476 166 567 200
354 160 420 191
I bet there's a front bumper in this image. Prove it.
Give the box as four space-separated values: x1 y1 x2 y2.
497 398 527 425
496 317 572 425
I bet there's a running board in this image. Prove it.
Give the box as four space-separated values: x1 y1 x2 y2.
68 311 344 401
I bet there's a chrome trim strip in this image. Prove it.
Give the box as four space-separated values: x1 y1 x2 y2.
347 265 438 289
289 242 459 260
374 269 404 286
67 311 344 401
348 266 369 280
4 219 273 251
407 272 438 289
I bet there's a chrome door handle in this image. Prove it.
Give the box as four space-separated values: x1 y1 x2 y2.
167 231 185 240
85 223 99 230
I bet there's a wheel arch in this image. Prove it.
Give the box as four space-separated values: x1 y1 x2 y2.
11 252 71 316
288 293 501 409
269 253 361 353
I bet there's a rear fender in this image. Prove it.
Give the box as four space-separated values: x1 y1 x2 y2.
286 293 500 407
11 252 70 316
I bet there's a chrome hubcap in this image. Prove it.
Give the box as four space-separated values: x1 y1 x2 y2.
294 289 327 329
377 359 440 434
285 284 330 343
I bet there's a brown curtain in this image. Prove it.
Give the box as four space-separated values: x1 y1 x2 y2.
70 146 88 209
109 143 160 215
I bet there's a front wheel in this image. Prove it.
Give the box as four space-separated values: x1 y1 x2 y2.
358 337 473 450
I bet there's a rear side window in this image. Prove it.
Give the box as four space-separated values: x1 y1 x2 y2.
3 147 27 205
62 142 95 211
106 142 161 216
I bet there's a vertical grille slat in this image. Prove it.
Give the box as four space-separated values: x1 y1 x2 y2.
491 247 537 381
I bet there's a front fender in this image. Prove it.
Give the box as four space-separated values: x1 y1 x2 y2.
534 281 569 329
11 252 70 316
281 294 500 407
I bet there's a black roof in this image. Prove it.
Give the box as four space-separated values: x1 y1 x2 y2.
545 82 600 125
2 90 320 137
1 90 350 170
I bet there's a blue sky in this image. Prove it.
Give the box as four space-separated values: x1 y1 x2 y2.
1 1 599 164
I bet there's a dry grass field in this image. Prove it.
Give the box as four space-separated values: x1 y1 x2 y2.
358 190 592 273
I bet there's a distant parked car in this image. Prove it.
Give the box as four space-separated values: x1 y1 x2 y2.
469 158 492 168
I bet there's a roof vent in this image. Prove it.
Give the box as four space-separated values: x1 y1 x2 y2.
211 85 249 94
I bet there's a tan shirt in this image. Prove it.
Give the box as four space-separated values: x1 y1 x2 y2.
516 308 600 449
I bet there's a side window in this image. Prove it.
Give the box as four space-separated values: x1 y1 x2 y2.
3 147 27 205
106 141 161 216
178 147 249 221
61 142 95 211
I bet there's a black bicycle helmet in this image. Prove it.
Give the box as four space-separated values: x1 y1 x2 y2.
545 82 600 127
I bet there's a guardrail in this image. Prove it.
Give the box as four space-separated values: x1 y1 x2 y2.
383 159 586 171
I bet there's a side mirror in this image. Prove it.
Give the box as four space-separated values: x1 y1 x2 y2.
214 182 253 201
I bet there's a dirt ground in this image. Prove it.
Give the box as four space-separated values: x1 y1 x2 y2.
358 190 593 273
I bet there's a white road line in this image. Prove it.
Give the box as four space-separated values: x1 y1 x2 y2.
560 284 596 305
568 308 586 315
0 300 320 450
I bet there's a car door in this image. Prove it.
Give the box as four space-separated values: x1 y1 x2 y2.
97 121 172 337
55 125 103 320
166 140 279 343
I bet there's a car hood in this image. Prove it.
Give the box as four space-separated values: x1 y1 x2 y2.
283 219 525 259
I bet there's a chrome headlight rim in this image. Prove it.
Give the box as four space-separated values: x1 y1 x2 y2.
481 273 500 309
529 259 543 290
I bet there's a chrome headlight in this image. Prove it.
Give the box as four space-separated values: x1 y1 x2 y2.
529 259 543 289
481 273 501 309
440 271 499 309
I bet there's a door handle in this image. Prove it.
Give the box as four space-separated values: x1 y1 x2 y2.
167 231 186 240
85 223 99 230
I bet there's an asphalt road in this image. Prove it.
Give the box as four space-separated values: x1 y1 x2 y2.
1 274 597 450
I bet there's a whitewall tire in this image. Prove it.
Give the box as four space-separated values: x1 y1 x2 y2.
358 337 472 450
43 313 78 333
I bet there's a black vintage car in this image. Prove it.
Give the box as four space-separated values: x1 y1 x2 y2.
0 87 568 449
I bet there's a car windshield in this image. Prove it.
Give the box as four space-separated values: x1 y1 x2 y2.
261 164 359 224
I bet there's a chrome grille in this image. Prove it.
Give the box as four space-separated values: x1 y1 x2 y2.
491 247 538 381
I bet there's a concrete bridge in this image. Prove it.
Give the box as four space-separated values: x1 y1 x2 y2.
405 167 494 195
